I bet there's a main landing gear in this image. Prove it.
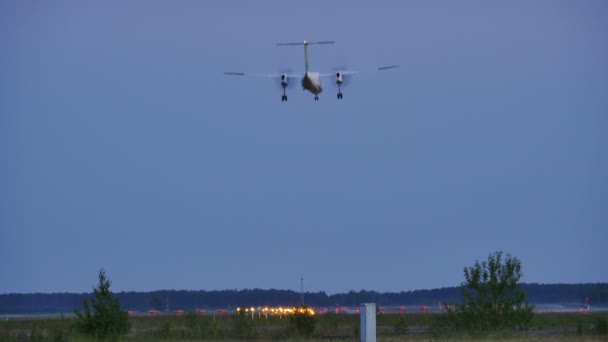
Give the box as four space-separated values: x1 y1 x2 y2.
337 83 343 100
281 78 288 102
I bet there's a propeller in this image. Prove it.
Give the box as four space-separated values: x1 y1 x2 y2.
248 68 300 91
332 66 354 89
273 68 297 91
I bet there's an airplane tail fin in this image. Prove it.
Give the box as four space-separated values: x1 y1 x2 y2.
277 40 334 74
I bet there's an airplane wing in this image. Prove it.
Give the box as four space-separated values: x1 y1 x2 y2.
224 70 302 100
318 64 400 76
319 70 359 77
253 72 302 79
224 72 302 79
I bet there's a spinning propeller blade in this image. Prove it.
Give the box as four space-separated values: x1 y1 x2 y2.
378 65 400 71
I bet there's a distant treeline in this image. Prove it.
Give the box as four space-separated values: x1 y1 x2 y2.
1 283 606 314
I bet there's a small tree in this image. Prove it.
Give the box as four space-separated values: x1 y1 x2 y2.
289 305 317 337
73 268 130 339
457 251 533 332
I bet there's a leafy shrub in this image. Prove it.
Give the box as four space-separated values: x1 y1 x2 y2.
232 310 255 338
593 315 607 335
289 305 317 337
73 269 130 340
394 315 409 334
456 251 534 333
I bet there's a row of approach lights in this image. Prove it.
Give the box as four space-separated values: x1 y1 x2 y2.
134 307 315 317
133 306 431 317
237 306 316 318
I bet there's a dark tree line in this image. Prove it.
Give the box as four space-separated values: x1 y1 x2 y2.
1 283 606 313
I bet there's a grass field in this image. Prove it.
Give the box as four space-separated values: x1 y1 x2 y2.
1 312 607 341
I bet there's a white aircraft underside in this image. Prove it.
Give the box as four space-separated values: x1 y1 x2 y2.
302 72 323 95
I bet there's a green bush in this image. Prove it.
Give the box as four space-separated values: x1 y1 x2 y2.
318 312 339 335
29 323 44 342
159 321 175 339
289 305 317 337
232 309 255 338
73 269 130 340
594 315 607 335
394 315 409 334
207 319 222 339
455 251 534 333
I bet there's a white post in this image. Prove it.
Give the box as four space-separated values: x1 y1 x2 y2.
360 303 376 342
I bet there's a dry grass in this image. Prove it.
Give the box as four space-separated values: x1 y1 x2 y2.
1 312 607 341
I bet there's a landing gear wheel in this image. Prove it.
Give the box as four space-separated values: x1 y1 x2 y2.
337 92 343 99
281 95 287 102
314 95 319 101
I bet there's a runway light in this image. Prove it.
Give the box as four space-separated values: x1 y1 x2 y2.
228 305 315 317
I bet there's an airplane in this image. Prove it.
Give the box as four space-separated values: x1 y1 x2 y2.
224 40 399 102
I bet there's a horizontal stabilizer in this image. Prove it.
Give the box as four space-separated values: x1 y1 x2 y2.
277 41 335 46
224 72 245 76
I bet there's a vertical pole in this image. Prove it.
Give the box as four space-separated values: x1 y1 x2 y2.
304 41 310 73
360 303 376 342
300 278 304 306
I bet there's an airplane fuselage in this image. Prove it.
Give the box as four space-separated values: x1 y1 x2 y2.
301 72 323 95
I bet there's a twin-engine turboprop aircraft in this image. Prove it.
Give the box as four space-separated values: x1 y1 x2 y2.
224 40 399 101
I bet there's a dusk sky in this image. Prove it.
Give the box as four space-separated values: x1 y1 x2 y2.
1 1 606 295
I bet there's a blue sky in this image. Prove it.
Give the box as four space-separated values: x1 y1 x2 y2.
1 0 607 294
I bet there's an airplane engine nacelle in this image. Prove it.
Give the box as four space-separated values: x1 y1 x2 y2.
280 74 288 87
336 72 343 85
